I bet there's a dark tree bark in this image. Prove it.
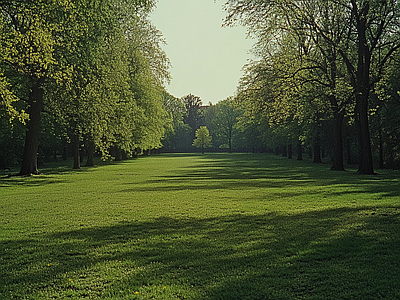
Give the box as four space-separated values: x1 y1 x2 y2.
288 143 292 159
378 136 384 169
378 121 384 169
122 151 128 160
296 140 303 160
281 145 287 157
114 148 121 161
19 77 45 175
73 134 80 169
339 2 375 174
346 138 352 165
313 136 322 163
85 140 95 167
331 111 345 170
354 70 374 174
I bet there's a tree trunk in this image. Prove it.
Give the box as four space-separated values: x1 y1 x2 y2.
288 144 292 159
296 140 303 160
355 8 374 175
85 140 95 167
114 148 121 161
18 77 45 175
355 98 374 174
122 151 128 160
73 134 80 169
379 136 384 169
313 136 322 163
281 145 287 157
378 122 384 169
331 111 345 170
62 139 68 160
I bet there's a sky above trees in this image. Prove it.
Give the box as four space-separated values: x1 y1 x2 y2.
150 0 254 104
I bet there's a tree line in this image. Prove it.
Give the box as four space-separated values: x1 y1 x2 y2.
0 0 170 174
222 0 400 174
2 0 400 175
162 93 267 154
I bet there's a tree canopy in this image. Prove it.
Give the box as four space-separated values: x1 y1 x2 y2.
0 0 170 174
224 0 400 173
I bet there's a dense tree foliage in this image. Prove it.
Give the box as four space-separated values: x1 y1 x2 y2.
208 98 241 153
162 92 192 151
0 0 169 173
192 126 212 154
182 94 203 139
2 1 400 172
224 0 400 173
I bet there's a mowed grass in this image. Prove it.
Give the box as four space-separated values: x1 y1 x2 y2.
1 153 400 299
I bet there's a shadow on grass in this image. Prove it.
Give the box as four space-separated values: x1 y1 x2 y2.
1 206 400 299
123 153 400 199
0 159 115 187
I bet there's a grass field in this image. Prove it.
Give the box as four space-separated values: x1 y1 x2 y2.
1 153 400 299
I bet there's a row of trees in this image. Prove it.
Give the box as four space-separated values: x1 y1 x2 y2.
0 0 170 174
162 93 266 154
222 0 400 174
2 0 400 174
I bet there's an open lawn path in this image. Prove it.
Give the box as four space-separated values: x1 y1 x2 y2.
1 153 400 299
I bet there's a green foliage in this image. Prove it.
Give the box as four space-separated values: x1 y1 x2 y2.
0 109 25 168
1 154 400 299
226 0 400 171
192 126 212 154
182 94 203 138
0 0 170 169
162 92 193 150
210 98 241 152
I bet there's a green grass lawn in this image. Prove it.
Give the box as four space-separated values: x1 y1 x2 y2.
1 153 400 299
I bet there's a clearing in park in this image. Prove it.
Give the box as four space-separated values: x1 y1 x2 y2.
1 153 400 299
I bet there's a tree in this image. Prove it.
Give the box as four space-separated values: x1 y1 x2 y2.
1 0 169 172
0 1 74 174
182 94 202 139
162 92 193 150
192 126 212 154
212 98 241 152
225 0 400 174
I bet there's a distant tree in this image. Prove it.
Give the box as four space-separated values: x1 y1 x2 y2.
212 98 241 153
192 126 212 154
182 94 202 138
162 92 191 149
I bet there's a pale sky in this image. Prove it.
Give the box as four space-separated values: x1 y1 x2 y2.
150 0 254 104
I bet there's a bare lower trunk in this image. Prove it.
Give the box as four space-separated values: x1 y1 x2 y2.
379 129 384 169
331 112 345 171
114 148 121 161
85 140 95 167
313 136 322 163
281 145 287 157
296 140 302 160
356 96 374 174
19 77 45 175
73 134 80 169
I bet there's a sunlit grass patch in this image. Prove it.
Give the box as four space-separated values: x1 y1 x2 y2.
1 153 400 299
